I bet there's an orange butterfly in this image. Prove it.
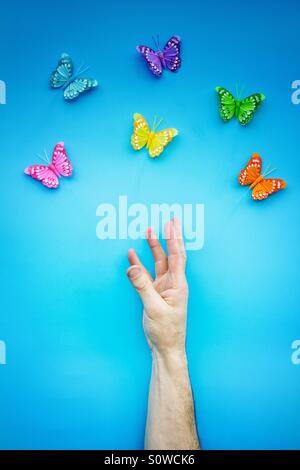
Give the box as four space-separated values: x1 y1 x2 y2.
239 153 286 200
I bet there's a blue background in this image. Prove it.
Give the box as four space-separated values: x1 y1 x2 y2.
0 0 299 450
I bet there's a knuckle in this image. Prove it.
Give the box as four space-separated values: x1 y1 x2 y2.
136 277 150 292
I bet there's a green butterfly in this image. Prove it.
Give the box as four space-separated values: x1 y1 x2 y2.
216 86 265 126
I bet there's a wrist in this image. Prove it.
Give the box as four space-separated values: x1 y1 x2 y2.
152 348 188 373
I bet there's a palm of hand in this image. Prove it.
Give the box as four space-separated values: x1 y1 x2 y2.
153 269 188 308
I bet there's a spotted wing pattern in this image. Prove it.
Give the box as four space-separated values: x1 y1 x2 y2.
131 113 151 150
163 36 181 72
148 128 178 158
136 46 162 76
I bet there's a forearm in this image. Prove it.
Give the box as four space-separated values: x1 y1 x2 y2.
145 350 200 450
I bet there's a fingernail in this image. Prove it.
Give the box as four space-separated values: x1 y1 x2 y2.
128 266 141 279
147 227 155 239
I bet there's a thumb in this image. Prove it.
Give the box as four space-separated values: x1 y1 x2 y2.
127 265 163 315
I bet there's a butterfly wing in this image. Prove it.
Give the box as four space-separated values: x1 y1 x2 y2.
148 128 178 158
136 45 163 77
252 178 287 200
237 93 265 126
64 78 98 100
24 165 59 189
216 87 236 122
50 53 73 89
131 113 151 151
239 153 262 186
52 142 72 177
162 36 181 72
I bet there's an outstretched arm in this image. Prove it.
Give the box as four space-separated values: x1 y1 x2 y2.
127 219 200 450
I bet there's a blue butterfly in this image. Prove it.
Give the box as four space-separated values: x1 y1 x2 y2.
50 53 98 101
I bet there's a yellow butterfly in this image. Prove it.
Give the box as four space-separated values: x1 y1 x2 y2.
131 113 178 158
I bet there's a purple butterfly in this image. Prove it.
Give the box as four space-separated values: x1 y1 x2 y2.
136 35 181 77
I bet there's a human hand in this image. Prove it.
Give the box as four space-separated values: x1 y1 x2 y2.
127 219 188 357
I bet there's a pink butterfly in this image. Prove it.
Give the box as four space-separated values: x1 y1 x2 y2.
24 142 72 189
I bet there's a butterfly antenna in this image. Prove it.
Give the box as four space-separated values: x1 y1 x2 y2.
36 153 48 164
35 153 44 163
263 163 271 175
77 62 84 74
157 34 160 49
239 85 245 100
76 63 89 78
152 114 157 131
264 167 277 178
44 150 50 164
79 65 89 75
154 117 163 131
